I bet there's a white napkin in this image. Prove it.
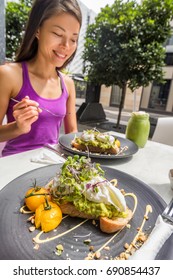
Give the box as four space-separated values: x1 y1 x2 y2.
129 215 173 260
30 149 65 165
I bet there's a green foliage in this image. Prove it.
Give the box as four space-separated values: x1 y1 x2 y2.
83 0 173 92
20 0 33 7
5 1 33 59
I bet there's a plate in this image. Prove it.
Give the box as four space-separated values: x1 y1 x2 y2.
59 133 138 159
0 164 171 260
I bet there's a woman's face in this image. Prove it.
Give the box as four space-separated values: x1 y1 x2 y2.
36 12 80 67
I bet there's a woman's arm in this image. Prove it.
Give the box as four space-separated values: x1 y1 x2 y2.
63 75 78 134
0 64 41 142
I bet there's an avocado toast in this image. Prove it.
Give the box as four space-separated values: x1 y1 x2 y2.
71 129 121 155
50 155 133 233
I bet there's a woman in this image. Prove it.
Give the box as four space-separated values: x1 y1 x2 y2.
0 0 82 156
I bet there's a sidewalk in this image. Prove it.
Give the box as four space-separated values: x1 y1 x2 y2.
75 98 130 124
75 98 130 135
75 98 171 137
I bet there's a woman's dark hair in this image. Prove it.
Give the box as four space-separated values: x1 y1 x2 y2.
15 0 82 70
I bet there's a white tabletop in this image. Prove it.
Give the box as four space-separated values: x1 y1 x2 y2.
0 132 173 204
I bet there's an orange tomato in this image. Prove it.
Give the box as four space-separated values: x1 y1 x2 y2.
35 201 62 232
115 139 121 148
24 186 51 212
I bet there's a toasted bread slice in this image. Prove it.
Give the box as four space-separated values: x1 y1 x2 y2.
71 141 119 155
99 208 133 233
60 202 97 219
59 202 132 233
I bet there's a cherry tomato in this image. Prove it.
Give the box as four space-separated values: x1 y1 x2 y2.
24 186 51 212
35 200 62 232
115 139 121 148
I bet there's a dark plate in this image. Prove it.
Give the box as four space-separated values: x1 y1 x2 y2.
59 133 138 159
0 164 171 260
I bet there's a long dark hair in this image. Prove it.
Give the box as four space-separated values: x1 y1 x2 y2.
15 0 82 70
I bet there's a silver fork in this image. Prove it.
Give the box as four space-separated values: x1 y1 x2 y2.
162 198 173 223
43 144 67 160
10 98 68 118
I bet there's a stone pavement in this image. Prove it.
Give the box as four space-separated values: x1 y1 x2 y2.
75 98 169 122
75 98 168 137
61 98 172 138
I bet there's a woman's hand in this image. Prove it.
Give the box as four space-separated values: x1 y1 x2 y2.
12 96 42 134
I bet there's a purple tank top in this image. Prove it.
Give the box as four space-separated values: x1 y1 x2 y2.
2 62 68 156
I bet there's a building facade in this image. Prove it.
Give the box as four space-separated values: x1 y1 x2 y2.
71 2 173 115
67 0 96 74
140 22 173 115
99 21 173 115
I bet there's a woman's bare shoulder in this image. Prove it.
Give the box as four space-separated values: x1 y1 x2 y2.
0 62 22 80
61 72 73 83
61 72 75 91
0 62 22 77
0 62 22 89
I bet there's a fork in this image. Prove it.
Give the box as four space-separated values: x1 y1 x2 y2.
10 97 68 118
43 144 67 160
162 198 173 224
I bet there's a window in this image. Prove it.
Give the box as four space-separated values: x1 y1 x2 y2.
164 30 173 46
166 34 173 46
164 53 173 66
110 85 122 106
149 80 171 111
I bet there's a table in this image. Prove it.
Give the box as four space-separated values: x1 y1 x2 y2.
0 132 172 204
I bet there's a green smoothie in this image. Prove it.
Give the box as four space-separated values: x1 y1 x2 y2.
126 111 150 148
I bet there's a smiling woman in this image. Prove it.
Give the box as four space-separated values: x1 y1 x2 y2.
36 13 80 67
0 0 82 157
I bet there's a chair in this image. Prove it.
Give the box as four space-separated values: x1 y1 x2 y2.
152 117 173 146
